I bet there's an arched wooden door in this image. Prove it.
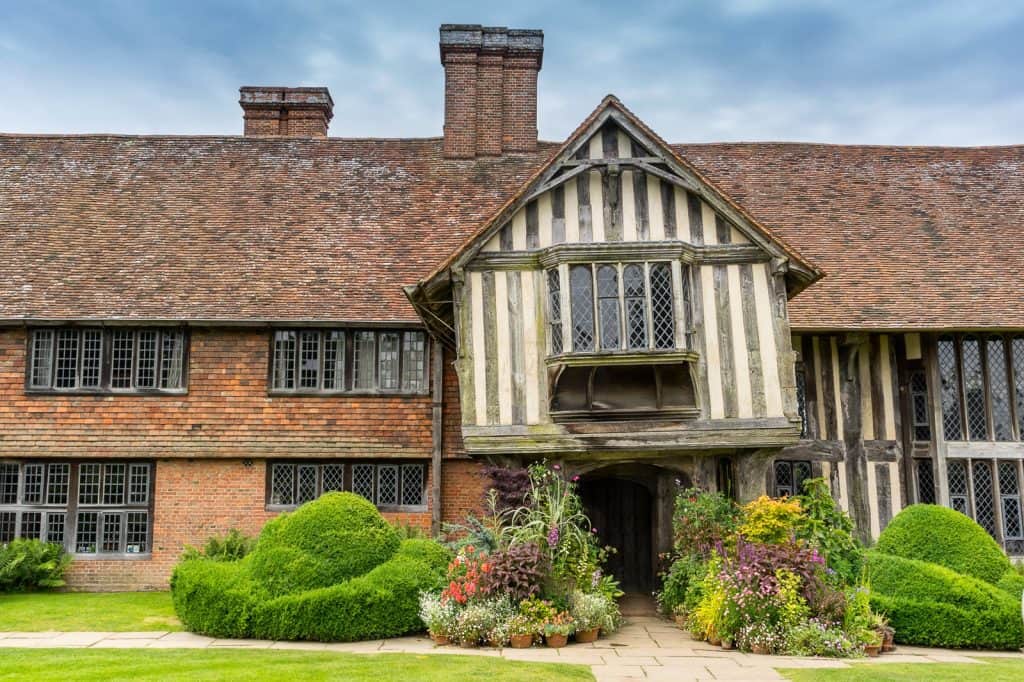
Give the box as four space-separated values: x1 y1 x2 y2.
579 477 654 594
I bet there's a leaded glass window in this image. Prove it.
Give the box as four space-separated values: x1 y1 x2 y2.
596 265 620 350
299 331 321 389
773 460 811 497
569 265 595 351
401 332 426 393
54 329 79 388
378 332 400 391
110 330 135 389
268 461 426 509
272 331 297 390
29 329 54 389
323 331 345 391
972 460 997 536
915 458 936 504
909 370 931 441
947 459 969 515
624 264 648 349
937 336 963 440
353 331 376 390
135 330 159 389
547 269 563 354
650 263 675 350
987 337 1013 441
999 461 1022 539
1013 337 1024 440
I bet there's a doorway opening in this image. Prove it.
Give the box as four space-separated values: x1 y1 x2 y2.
578 474 655 594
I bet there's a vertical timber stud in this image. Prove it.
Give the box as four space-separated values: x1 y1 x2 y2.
840 340 872 543
431 340 444 536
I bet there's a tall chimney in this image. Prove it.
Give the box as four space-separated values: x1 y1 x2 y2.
440 25 543 159
239 87 334 137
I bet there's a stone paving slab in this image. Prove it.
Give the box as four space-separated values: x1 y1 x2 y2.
1 614 1021 682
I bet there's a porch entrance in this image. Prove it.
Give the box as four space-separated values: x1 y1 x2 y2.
579 475 655 594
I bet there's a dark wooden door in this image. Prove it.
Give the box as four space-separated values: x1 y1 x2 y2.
580 478 653 593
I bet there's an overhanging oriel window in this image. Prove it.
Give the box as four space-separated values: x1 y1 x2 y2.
549 262 681 355
28 328 186 393
270 329 428 394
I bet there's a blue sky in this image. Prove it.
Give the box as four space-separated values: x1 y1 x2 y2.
2 1 1022 144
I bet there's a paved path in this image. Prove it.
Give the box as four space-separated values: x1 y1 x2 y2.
2 616 1022 681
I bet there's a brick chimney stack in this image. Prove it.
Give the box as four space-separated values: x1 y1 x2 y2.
239 87 334 137
440 25 543 159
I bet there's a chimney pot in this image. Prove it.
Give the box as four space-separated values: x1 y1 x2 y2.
239 86 334 137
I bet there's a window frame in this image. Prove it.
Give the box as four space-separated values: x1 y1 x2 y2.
772 460 812 497
936 334 1024 443
268 327 429 396
265 460 427 512
25 327 188 395
0 460 154 559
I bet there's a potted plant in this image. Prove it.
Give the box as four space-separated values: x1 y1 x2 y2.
454 603 494 648
569 591 606 643
543 612 575 648
418 592 457 645
508 614 536 649
862 629 882 657
869 612 895 652
672 603 687 628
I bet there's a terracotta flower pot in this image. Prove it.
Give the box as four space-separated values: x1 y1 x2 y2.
546 633 568 648
509 633 533 649
864 644 881 657
709 636 722 646
674 614 686 627
751 644 770 656
720 639 734 650
432 634 450 646
575 628 599 643
882 629 896 652
459 639 479 649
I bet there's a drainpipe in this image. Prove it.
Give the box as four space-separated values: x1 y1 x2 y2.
431 340 444 536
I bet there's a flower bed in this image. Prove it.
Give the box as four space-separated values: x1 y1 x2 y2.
420 463 621 648
658 479 889 657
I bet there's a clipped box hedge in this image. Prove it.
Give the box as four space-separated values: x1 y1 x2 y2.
866 551 1024 650
876 504 1010 584
170 493 449 642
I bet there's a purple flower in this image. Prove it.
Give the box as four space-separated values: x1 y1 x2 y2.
591 569 602 588
572 475 580 482
547 525 560 548
552 464 561 471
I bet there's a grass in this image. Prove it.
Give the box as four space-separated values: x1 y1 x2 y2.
780 657 1024 681
0 649 593 681
0 592 181 631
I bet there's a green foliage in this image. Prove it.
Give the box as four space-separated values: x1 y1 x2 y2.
181 529 256 562
866 551 1024 649
738 495 803 544
672 488 740 556
876 504 1010 584
249 492 400 596
171 491 450 642
656 554 706 616
795 478 863 584
390 522 428 540
783 620 861 657
996 569 1024 600
568 590 610 631
0 539 71 592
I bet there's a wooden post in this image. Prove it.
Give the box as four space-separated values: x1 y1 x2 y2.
431 341 444 537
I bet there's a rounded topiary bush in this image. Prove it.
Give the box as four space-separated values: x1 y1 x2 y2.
249 492 400 596
171 494 450 642
866 551 1024 650
876 504 1010 584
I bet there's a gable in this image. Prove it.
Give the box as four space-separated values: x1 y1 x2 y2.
481 121 753 253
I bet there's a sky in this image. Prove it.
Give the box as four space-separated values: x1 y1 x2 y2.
1 1 1022 145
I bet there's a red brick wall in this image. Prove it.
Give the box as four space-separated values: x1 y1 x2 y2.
0 328 433 459
64 458 434 591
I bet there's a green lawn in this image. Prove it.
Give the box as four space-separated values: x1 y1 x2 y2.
0 649 592 682
780 657 1024 682
0 592 181 631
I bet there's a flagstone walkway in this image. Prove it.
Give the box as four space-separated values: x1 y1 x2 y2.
2 616 1022 681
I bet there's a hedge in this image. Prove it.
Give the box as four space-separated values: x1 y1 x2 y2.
996 570 1024 600
876 504 1010 584
866 551 1024 649
170 557 260 638
249 492 400 596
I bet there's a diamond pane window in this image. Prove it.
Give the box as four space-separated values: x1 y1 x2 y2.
909 370 931 441
299 331 321 389
352 465 375 501
972 460 997 536
323 331 345 390
1013 337 1024 439
796 362 808 438
47 463 69 505
30 330 54 388
377 465 399 506
378 333 400 391
135 330 159 389
916 459 936 504
81 329 103 388
569 265 595 351
102 464 125 505
937 336 963 440
624 264 648 349
986 337 1013 441
961 336 988 440
401 331 427 393
270 464 295 506
547 269 563 354
296 465 318 504
401 464 424 506
948 459 969 514
19 511 41 540
22 464 44 504
272 331 297 390
774 461 794 496
353 331 376 389
649 263 675 349
78 463 101 505
322 464 345 493
999 461 1022 538
596 265 620 350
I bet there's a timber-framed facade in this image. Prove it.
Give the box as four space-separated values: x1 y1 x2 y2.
2 23 1024 591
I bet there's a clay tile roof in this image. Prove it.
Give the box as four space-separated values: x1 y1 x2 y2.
674 142 1024 330
0 135 556 322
